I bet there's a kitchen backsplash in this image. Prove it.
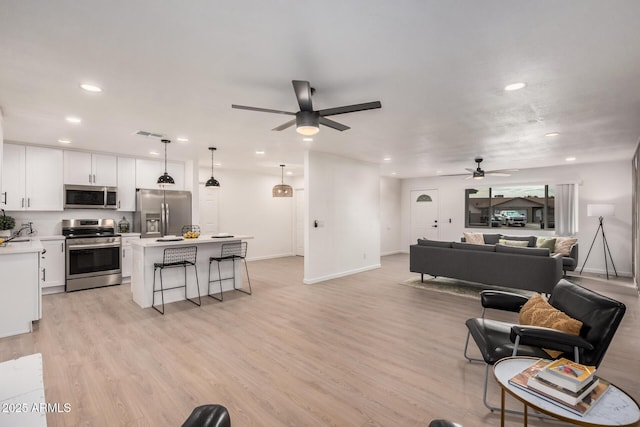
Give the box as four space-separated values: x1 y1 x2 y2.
5 210 133 236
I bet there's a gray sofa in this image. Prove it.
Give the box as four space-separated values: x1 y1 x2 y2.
461 233 579 274
409 239 564 294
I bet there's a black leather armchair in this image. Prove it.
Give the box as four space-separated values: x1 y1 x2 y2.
464 279 625 411
182 404 230 427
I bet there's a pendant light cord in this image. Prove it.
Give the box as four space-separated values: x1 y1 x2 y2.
211 148 214 176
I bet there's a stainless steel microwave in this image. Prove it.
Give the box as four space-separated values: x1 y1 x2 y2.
64 185 117 209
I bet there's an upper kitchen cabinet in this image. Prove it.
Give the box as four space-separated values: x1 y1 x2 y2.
117 157 136 211
1 144 63 211
64 151 117 187
135 159 184 191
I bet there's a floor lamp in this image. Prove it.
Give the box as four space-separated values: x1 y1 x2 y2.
579 204 618 279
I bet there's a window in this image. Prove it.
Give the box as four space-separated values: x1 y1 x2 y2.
465 185 555 230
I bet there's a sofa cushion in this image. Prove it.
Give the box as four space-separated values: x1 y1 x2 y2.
519 293 583 357
495 244 550 257
536 237 557 251
417 239 452 248
499 239 530 247
500 235 537 247
482 233 502 245
463 232 485 245
555 237 578 256
452 241 496 252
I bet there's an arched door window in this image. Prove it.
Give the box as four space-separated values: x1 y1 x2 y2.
416 194 432 202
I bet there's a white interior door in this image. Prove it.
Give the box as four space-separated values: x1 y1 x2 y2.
295 188 304 256
198 184 219 234
410 189 439 243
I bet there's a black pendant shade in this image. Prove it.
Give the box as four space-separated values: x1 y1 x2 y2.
272 164 292 197
157 139 175 187
206 147 220 187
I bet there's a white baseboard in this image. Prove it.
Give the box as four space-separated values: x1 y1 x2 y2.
247 252 295 262
303 263 381 284
576 267 633 278
381 250 404 256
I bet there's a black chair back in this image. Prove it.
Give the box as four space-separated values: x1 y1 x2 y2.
549 280 626 367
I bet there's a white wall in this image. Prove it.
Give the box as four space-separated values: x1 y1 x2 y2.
380 176 402 255
198 167 294 261
401 159 633 276
304 151 381 284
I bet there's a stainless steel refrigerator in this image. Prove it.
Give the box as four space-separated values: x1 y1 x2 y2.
133 189 192 238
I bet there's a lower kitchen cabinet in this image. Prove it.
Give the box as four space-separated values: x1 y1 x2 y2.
121 233 141 280
41 237 66 294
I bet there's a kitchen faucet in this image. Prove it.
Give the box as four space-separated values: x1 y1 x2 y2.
13 222 34 237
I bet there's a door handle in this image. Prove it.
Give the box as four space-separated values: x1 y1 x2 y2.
432 225 438 228
93 174 96 183
22 198 25 208
27 198 31 208
118 200 121 209
42 268 46 282
1 192 6 205
89 173 92 183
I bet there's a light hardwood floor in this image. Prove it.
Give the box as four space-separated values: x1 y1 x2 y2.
1 254 639 426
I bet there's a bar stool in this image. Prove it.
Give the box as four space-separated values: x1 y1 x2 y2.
152 246 201 315
208 241 252 301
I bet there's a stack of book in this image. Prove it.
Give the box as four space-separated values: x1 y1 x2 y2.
509 358 610 416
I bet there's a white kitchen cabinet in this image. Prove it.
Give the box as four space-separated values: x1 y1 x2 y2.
117 157 136 211
135 158 184 190
64 151 117 186
121 233 140 280
40 238 66 294
1 144 63 211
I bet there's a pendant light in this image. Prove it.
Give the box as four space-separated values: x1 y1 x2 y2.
157 139 175 187
205 147 220 187
272 164 292 197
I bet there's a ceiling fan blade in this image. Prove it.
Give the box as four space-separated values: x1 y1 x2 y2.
272 119 297 131
486 172 511 177
292 80 313 111
232 104 295 116
464 168 476 173
319 117 350 131
318 101 382 117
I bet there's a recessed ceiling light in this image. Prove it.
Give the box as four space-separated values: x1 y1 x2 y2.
255 151 265 155
436 170 444 174
303 138 313 142
565 157 576 162
286 171 293 176
57 139 71 144
149 151 159 156
66 116 81 123
504 82 527 91
391 172 397 176
214 162 222 167
545 132 560 137
383 157 392 161
176 137 189 142
80 83 102 93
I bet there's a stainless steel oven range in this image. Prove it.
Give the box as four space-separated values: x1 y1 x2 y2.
63 219 122 292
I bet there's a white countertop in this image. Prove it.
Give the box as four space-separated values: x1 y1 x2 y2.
0 238 44 255
132 234 252 248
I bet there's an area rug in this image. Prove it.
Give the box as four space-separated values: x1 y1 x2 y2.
399 276 536 299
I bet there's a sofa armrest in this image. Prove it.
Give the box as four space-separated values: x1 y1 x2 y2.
569 243 579 262
480 290 529 312
510 325 594 354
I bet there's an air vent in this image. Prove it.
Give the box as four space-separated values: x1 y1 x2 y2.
135 130 164 138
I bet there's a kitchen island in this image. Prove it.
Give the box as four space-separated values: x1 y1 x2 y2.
0 239 43 338
130 235 253 309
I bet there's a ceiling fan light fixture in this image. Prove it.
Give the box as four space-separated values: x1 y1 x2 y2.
296 125 319 136
206 147 220 188
296 111 320 136
157 139 175 187
273 164 293 197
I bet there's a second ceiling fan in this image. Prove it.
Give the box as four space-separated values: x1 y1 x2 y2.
232 80 382 136
447 157 518 180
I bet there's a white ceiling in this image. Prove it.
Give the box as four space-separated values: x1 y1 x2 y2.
1 1 640 179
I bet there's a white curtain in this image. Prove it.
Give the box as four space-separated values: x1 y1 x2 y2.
555 183 578 236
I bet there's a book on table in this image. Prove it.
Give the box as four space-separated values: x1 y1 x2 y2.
527 375 600 406
537 358 597 392
508 359 610 417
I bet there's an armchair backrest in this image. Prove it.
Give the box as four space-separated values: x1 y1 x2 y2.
549 280 626 367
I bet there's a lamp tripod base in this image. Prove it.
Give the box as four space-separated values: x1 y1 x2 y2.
579 216 618 280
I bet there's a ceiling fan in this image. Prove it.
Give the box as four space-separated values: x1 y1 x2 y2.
447 157 518 180
231 80 382 136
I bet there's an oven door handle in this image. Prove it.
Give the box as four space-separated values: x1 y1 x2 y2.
68 243 121 250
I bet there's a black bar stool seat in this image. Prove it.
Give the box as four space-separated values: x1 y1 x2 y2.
208 241 252 301
152 246 201 314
